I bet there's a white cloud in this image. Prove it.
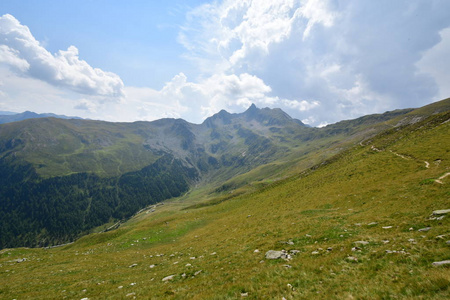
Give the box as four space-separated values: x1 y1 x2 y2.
416 27 450 100
0 45 30 71
178 0 450 126
0 14 124 98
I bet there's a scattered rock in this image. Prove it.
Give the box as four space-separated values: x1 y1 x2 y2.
367 222 378 226
382 226 393 229
254 249 260 253
162 275 175 282
118 286 123 289
290 250 300 255
327 247 333 252
283 264 292 268
311 251 320 255
126 292 136 297
346 256 358 262
432 209 450 215
265 250 284 260
185 263 192 267
210 252 217 255
149 264 156 269
408 239 416 244
382 240 390 244
190 257 196 260
432 260 450 267
435 235 446 240
351 247 361 252
16 258 26 263
181 273 186 278
241 292 248 297
353 241 369 246
194 270 202 276
418 227 431 232
130 283 136 286
129 264 138 268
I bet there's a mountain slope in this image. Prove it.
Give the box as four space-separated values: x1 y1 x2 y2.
0 102 449 299
0 101 448 248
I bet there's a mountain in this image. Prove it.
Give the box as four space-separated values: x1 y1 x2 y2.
0 100 449 248
0 111 83 124
0 98 449 299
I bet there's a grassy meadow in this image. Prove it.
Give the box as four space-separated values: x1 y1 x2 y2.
1 111 449 299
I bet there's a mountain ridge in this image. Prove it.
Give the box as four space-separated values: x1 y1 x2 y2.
0 99 449 248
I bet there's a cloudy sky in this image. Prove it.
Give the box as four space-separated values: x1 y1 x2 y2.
0 0 449 126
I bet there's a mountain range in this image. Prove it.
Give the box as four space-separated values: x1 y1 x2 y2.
0 100 449 249
0 111 83 125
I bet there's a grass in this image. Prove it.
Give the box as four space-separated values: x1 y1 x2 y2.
1 109 450 299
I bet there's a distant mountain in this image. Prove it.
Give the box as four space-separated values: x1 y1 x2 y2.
0 111 83 124
1 100 449 249
0 111 17 115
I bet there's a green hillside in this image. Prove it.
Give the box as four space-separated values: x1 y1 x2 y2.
0 102 449 299
1 102 425 249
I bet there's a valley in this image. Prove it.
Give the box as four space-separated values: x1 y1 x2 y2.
0 99 449 299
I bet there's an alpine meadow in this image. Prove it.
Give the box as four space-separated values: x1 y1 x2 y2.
1 1 450 299
0 99 449 299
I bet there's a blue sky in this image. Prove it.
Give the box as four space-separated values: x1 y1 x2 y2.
1 0 449 126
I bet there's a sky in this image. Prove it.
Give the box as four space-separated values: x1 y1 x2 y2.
0 0 449 127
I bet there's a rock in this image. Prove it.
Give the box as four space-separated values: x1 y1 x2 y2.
190 257 196 260
418 227 431 232
118 286 123 289
162 275 175 282
351 247 361 252
346 256 358 262
185 263 192 267
194 270 202 276
432 209 450 215
432 260 450 267
311 251 320 255
254 249 260 253
241 292 248 297
367 222 378 226
382 226 393 229
353 241 369 246
290 250 300 255
126 293 136 297
382 240 390 244
181 273 186 278
149 264 156 268
327 247 333 252
446 240 450 245
129 263 138 268
210 252 217 255
16 258 26 263
130 283 136 286
265 250 284 259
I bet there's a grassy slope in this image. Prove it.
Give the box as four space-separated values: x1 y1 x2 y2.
1 109 449 299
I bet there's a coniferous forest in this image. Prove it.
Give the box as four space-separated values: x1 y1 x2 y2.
0 155 197 249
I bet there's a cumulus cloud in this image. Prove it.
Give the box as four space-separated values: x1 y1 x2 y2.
0 14 124 98
178 0 450 126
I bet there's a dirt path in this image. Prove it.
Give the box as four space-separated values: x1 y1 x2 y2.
369 145 446 184
435 172 450 184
